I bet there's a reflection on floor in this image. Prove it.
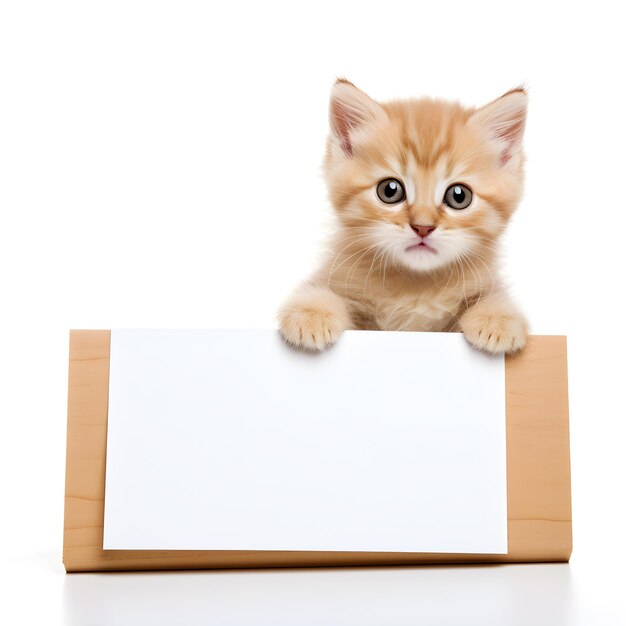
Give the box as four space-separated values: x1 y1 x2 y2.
63 563 575 626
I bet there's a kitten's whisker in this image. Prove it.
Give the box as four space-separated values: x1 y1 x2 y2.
363 244 388 295
466 249 495 301
465 253 485 302
381 245 394 289
390 245 401 275
327 234 378 281
457 250 479 301
344 242 386 291
439 258 458 293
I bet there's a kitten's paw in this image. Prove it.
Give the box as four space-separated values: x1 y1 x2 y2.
461 312 528 354
278 285 350 351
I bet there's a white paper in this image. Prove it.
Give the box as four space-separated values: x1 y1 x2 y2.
104 330 507 553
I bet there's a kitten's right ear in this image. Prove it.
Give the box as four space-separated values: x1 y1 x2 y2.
329 79 385 156
470 88 528 167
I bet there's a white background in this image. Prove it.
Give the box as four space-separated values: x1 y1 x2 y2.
0 1 624 624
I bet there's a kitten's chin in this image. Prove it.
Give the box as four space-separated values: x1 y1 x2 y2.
398 246 453 274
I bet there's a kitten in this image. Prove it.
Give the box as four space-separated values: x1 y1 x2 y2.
278 79 528 354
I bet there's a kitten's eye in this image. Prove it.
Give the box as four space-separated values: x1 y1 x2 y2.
376 178 406 204
443 183 473 210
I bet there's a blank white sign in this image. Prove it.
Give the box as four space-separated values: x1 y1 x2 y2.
103 330 507 553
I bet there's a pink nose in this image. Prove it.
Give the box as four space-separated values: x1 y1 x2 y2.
411 224 437 238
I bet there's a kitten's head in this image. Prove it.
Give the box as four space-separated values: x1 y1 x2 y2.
324 79 527 274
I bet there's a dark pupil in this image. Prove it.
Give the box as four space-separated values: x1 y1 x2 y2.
453 186 465 203
385 182 398 198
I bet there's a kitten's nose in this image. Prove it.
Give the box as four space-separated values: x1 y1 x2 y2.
411 224 437 238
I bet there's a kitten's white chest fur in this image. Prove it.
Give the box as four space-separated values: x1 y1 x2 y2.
373 290 462 332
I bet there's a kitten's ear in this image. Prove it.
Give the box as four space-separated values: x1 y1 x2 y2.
329 79 385 156
470 88 528 166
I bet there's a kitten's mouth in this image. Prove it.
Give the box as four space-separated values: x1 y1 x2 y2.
405 241 437 254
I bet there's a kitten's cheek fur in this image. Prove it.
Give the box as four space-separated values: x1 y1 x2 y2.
459 295 528 355
278 285 351 351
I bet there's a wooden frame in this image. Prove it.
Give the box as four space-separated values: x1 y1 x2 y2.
63 330 572 572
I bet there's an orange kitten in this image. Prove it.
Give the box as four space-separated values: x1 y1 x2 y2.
279 79 528 354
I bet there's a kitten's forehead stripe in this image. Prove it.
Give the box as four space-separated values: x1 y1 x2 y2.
404 153 418 205
382 99 468 169
396 142 409 171
479 191 509 217
335 182 372 209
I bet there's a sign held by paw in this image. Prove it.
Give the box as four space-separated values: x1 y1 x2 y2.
63 330 571 572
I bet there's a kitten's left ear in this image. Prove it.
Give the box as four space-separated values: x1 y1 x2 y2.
470 88 528 166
